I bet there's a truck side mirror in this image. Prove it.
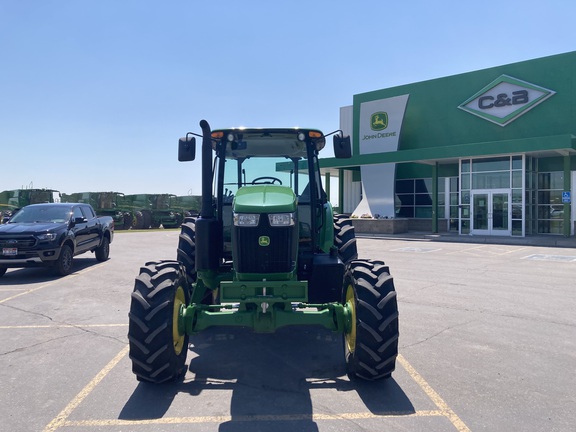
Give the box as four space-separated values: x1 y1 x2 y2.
178 136 196 161
333 135 351 158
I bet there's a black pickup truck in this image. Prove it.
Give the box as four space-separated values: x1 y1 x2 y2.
0 203 114 277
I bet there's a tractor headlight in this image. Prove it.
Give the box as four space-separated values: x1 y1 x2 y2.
234 213 260 227
268 213 295 227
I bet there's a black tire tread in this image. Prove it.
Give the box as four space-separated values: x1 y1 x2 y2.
346 259 399 380
334 214 358 264
128 260 189 383
95 236 110 261
177 218 197 282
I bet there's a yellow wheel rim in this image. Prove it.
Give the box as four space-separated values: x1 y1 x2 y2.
172 285 186 355
345 284 356 354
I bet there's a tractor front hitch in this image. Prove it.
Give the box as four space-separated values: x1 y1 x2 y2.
180 300 351 335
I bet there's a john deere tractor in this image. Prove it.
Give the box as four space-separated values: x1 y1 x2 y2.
128 120 399 383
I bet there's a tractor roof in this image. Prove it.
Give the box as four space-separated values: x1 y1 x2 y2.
211 128 325 159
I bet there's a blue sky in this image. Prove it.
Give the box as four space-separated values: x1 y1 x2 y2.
1 0 574 197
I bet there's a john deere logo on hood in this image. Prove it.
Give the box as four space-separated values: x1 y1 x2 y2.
370 112 388 131
259 236 270 247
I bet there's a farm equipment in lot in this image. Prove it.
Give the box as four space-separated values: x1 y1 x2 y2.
128 120 399 383
61 192 133 230
125 194 184 229
0 188 60 223
173 194 202 218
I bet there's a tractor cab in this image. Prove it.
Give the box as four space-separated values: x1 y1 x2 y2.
178 123 352 300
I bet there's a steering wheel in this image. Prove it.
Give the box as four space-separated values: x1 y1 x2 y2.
251 176 283 185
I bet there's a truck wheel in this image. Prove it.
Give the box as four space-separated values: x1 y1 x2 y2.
0 267 6 278
55 244 74 276
128 260 189 383
343 259 399 380
334 215 358 264
95 237 110 261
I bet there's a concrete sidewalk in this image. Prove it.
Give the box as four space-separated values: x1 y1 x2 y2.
355 231 576 248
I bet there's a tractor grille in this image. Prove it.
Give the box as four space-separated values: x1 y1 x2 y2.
234 217 296 274
0 236 37 249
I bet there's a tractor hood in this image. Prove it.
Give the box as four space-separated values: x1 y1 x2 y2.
233 185 296 213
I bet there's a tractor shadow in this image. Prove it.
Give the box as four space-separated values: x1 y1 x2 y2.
120 326 414 431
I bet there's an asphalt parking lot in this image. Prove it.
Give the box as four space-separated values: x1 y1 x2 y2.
1 231 575 432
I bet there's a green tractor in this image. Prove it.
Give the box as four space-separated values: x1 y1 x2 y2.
128 120 399 383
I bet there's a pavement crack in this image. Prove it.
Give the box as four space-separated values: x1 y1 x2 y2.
401 319 477 349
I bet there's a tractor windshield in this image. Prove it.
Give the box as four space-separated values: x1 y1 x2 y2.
222 156 310 201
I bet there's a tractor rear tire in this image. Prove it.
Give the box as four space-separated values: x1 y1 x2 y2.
177 217 197 282
343 259 399 380
334 215 358 264
128 260 190 383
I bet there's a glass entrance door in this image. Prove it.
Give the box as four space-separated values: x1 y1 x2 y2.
471 190 511 236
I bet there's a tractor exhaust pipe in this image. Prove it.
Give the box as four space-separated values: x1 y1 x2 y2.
199 119 214 220
195 119 221 275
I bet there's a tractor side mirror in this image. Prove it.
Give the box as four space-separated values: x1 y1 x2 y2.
178 136 196 161
333 135 351 158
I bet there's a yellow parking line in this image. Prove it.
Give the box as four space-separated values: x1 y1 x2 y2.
0 265 103 304
62 410 445 427
43 345 130 432
398 354 471 432
0 323 128 329
44 347 470 431
0 281 59 304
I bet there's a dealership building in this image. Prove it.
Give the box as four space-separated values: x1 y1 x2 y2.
322 51 576 237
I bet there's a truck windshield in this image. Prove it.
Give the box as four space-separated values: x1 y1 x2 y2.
9 206 72 224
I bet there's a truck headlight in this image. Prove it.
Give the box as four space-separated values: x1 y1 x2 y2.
37 232 57 242
234 213 260 227
268 213 295 227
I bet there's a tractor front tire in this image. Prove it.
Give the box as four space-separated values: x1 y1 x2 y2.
334 214 358 264
344 259 399 380
128 260 190 383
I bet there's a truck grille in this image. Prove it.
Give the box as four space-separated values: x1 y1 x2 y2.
234 218 296 274
0 236 37 249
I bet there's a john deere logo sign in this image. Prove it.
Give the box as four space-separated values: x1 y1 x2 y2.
370 112 388 131
258 236 270 247
458 75 555 126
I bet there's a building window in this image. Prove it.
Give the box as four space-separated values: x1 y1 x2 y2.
395 178 432 218
537 172 564 234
